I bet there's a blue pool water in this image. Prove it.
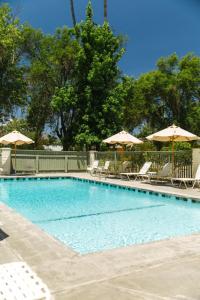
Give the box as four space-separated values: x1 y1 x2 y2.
0 178 200 254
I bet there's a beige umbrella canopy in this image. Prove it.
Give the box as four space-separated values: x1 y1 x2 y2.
103 130 143 145
146 124 199 172
146 124 199 142
0 130 34 173
0 130 34 145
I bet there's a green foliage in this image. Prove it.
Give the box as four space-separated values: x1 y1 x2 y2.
0 119 35 149
120 76 146 131
51 85 78 149
0 119 29 135
186 103 200 136
130 53 200 137
0 5 26 121
27 26 79 148
161 142 192 151
134 141 157 151
26 30 57 147
52 2 125 149
0 3 199 151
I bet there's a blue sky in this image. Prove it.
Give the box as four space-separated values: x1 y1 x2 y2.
3 0 200 77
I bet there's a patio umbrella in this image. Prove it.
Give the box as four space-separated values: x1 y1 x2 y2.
103 130 143 145
0 130 34 173
146 124 199 172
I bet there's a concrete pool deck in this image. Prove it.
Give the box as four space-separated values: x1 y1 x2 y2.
0 173 200 299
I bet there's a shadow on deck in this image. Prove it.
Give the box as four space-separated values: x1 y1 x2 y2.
0 228 9 241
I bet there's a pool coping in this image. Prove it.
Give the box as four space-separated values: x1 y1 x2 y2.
0 172 199 254
0 172 200 255
0 172 199 202
70 175 200 203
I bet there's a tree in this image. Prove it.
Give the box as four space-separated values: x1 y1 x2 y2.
52 1 125 150
120 76 146 131
186 104 200 136
51 85 79 149
0 4 26 123
0 118 34 138
69 0 76 27
21 26 55 148
104 0 108 21
27 27 79 148
129 53 200 136
4 3 199 153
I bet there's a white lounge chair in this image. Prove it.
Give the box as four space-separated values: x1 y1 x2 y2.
97 160 110 178
171 164 200 189
147 162 172 183
0 261 51 300
87 160 99 176
120 162 152 180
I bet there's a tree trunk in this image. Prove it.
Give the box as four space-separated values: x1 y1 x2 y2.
70 0 76 27
104 0 107 21
62 136 72 151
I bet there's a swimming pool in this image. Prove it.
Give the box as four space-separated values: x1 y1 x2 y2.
0 178 200 254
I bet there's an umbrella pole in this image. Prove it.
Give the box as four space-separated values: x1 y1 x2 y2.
14 143 17 174
172 139 175 176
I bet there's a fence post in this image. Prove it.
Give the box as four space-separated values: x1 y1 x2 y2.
1 148 11 175
36 155 39 173
65 156 68 173
192 148 200 176
89 151 97 166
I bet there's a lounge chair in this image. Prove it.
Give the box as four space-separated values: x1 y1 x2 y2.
87 160 99 176
97 161 110 177
87 160 99 175
120 162 152 180
147 162 172 183
171 164 200 189
0 261 51 299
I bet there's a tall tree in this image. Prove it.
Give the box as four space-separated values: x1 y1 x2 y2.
69 0 76 27
119 76 145 131
126 53 200 136
52 2 125 150
26 27 78 148
20 26 55 147
0 4 26 123
104 0 108 21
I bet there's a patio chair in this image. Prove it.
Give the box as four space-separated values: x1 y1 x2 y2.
171 164 200 189
87 160 99 176
147 162 172 183
97 160 110 178
120 162 152 180
0 261 51 300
